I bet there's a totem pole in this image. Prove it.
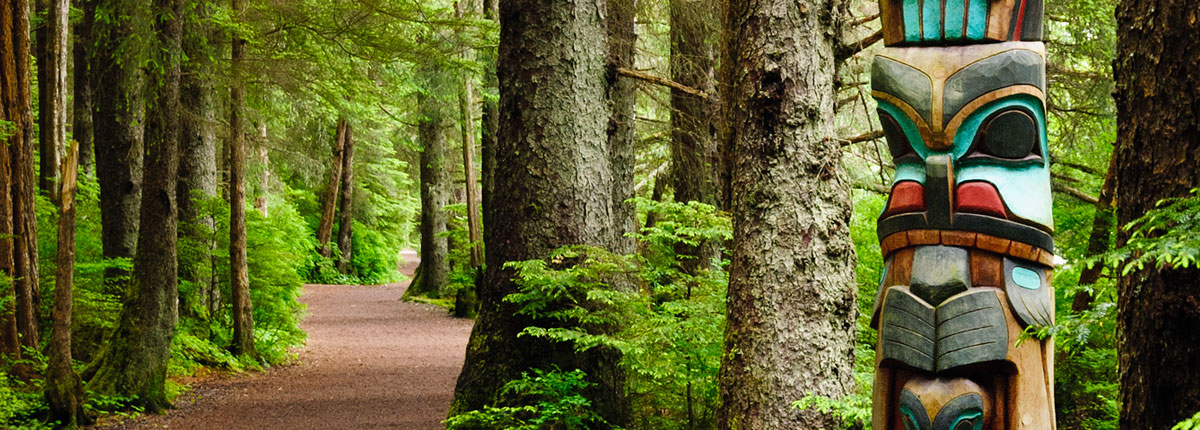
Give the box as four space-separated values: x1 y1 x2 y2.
868 0 1055 427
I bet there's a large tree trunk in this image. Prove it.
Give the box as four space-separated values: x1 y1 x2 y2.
410 75 450 298
10 0 39 353
669 0 721 274
0 0 27 362
178 0 220 320
228 0 254 356
316 119 346 258
93 0 146 284
451 0 630 424
335 125 355 274
85 0 183 411
36 0 68 196
45 142 89 428
607 0 638 257
72 0 95 176
1113 0 1200 426
716 0 858 427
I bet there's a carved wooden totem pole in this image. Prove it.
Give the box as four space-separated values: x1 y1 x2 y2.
868 0 1056 428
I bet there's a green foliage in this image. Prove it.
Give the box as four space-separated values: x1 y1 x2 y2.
1095 189 1200 274
444 368 614 430
0 371 53 430
475 198 730 429
1175 411 1200 430
349 221 405 284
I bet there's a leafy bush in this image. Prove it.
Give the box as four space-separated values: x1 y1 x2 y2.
444 368 614 430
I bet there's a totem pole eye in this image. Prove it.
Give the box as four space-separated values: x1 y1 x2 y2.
973 109 1040 159
878 109 916 160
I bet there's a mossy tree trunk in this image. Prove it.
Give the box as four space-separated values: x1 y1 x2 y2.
316 118 347 258
411 69 451 298
36 0 68 197
9 0 40 353
716 0 859 427
335 125 355 274
46 142 90 428
85 0 183 411
450 0 632 424
72 0 96 175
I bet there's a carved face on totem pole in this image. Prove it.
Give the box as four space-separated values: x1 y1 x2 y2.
869 0 1056 428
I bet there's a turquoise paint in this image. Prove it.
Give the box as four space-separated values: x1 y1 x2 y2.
900 406 920 430
951 411 985 430
1012 267 1042 290
877 100 926 154
952 95 1054 229
903 0 923 42
922 0 943 41
894 162 926 184
966 0 988 39
944 0 966 39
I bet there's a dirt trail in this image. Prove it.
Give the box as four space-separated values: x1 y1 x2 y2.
96 250 473 429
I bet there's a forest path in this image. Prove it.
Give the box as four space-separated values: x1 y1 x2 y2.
95 249 474 430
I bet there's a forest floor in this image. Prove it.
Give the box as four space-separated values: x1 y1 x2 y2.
92 249 474 429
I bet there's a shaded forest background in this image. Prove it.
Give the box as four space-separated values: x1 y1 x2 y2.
0 0 1196 428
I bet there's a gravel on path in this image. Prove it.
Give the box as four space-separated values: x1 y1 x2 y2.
93 250 473 430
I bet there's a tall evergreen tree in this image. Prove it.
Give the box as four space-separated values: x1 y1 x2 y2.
228 0 255 356
716 0 859 427
85 0 184 411
451 0 631 423
410 69 451 298
1113 0 1200 426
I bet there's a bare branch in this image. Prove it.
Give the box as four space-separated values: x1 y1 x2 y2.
1053 181 1100 204
836 30 884 63
615 67 708 99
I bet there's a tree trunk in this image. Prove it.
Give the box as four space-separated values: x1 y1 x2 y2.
36 0 68 196
93 0 146 284
10 0 39 352
85 0 183 411
178 0 220 320
1070 152 1117 312
335 125 355 274
607 0 637 257
716 0 858 427
456 0 482 269
316 119 346 258
72 0 95 176
410 74 450 298
256 142 268 217
669 0 721 274
451 0 630 424
45 142 89 428
479 0 497 251
0 0 26 363
1113 0 1200 425
228 0 254 356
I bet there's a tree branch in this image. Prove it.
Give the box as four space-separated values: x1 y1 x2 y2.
615 67 708 99
1053 181 1100 204
836 30 884 63
839 130 884 146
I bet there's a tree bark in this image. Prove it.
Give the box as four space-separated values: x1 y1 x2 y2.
85 0 183 411
1070 151 1117 312
670 0 721 274
410 73 450 298
228 0 254 356
178 0 220 319
716 0 859 427
10 0 39 352
1113 0 1200 426
316 119 346 258
456 0 482 269
45 142 89 429
335 125 355 274
73 0 96 176
0 0 26 362
607 0 638 258
451 0 630 424
479 0 497 251
93 0 146 284
256 141 268 217
36 0 68 196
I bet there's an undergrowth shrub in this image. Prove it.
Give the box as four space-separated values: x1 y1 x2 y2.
444 367 613 430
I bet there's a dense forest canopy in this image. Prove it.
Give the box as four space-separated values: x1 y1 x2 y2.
0 0 1196 428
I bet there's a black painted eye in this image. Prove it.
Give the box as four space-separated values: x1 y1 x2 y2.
953 417 980 430
878 109 916 160
974 109 1039 159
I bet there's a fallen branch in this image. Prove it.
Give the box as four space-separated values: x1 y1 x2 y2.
1052 181 1100 204
616 67 708 99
